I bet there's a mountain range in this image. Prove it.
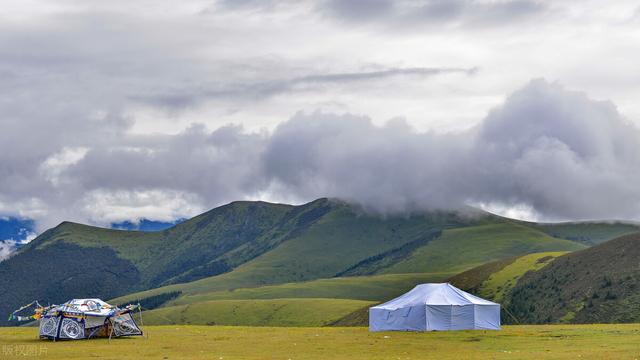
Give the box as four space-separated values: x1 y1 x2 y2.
1 198 638 327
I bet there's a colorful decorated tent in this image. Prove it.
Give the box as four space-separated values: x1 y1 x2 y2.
369 283 501 331
9 299 143 340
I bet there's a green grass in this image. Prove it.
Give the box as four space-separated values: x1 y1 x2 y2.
112 273 452 328
141 298 375 327
2 325 640 359
477 251 566 302
116 272 454 307
508 232 640 324
382 223 585 274
447 257 516 293
533 222 640 245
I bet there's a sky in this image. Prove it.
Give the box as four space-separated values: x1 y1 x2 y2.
2 0 640 236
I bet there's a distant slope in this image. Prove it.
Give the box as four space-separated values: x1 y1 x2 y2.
113 272 453 306
474 251 565 303
380 223 583 274
119 273 453 328
449 251 565 305
508 233 640 324
532 222 640 245
142 298 375 327
111 218 185 231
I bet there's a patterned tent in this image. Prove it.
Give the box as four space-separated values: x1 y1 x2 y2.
10 299 143 340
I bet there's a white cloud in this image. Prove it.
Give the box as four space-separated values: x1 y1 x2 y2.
39 147 89 186
79 189 205 225
0 232 36 262
0 241 18 261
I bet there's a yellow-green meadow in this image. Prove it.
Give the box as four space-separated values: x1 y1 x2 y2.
1 324 639 360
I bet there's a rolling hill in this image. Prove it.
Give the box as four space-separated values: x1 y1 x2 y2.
507 232 640 324
141 298 376 327
1 197 637 326
450 251 568 303
447 232 640 325
110 215 585 307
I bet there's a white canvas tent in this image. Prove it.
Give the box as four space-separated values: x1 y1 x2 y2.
369 283 500 331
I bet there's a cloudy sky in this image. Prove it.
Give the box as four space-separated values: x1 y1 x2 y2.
2 0 640 234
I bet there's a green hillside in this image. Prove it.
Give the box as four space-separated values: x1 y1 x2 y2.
25 200 298 287
116 273 453 328
380 223 583 274
474 251 565 303
446 251 578 325
532 222 640 245
448 232 640 324
508 233 640 324
142 298 375 326
0 199 307 326
113 272 453 306
0 198 474 326
2 197 636 327
107 208 476 304
113 220 586 308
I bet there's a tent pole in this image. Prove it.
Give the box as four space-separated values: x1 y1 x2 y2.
108 318 114 343
137 301 148 339
503 306 520 324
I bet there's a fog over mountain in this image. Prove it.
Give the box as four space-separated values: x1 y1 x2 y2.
2 0 640 232
3 79 640 231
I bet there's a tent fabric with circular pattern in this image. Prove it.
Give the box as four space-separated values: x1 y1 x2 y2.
35 299 143 340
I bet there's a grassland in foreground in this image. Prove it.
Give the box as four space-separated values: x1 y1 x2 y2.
1 325 639 360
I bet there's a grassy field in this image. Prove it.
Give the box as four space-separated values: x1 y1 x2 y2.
142 298 375 326
117 273 453 328
1 325 639 360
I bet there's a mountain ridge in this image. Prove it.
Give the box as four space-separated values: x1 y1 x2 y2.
1 198 637 326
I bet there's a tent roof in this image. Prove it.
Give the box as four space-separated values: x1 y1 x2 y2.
371 283 498 309
57 299 115 317
66 299 108 306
